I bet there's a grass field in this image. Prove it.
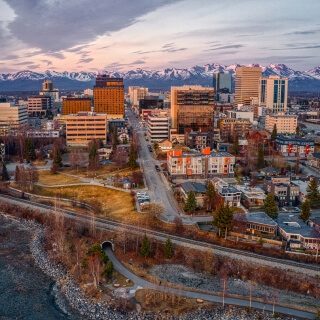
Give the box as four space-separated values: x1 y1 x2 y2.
37 170 82 185
30 184 138 222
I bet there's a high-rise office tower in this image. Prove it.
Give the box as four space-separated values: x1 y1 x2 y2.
234 66 262 106
93 75 124 118
259 76 288 113
170 85 215 134
216 73 232 93
39 80 59 101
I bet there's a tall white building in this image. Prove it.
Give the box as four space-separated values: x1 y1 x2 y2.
128 86 148 108
0 102 28 133
147 115 169 141
259 76 288 113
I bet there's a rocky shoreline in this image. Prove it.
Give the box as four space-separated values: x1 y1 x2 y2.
1 214 301 320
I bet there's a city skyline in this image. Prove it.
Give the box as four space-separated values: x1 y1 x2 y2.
0 0 320 73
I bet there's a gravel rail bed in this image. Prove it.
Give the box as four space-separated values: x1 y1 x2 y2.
1 214 301 320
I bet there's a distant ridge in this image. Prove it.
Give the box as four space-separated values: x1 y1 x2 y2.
1 63 320 92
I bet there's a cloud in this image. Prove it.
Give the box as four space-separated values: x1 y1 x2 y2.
79 58 94 64
162 43 175 49
272 44 320 51
40 59 52 66
285 29 320 35
204 44 244 52
27 64 40 70
4 0 183 52
14 61 35 65
104 59 146 70
46 52 65 59
2 54 20 60
133 44 187 55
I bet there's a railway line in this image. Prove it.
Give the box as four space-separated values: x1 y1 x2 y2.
1 193 320 275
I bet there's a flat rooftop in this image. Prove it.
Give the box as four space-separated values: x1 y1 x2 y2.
245 212 277 227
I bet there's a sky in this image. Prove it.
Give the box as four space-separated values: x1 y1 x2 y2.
0 0 319 73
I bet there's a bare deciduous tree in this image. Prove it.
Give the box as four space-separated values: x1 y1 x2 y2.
141 202 165 220
25 166 39 191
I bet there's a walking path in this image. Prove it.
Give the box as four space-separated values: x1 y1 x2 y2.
104 246 316 319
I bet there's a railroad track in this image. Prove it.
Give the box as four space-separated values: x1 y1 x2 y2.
1 193 320 274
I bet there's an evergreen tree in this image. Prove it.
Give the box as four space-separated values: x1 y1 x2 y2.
2 162 10 181
164 238 174 259
102 261 114 279
112 127 118 150
184 190 197 214
205 181 216 211
306 177 320 208
271 124 277 141
127 142 137 169
24 138 36 161
233 134 239 155
212 203 234 237
263 193 278 219
15 165 20 183
300 199 311 222
139 233 152 258
295 125 300 136
153 142 159 150
89 143 98 159
52 145 62 167
257 146 264 169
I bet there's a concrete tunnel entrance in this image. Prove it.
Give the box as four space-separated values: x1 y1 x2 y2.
101 241 114 251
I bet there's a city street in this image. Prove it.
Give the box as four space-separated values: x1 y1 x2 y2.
126 108 194 225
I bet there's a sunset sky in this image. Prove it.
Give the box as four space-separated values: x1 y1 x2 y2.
0 0 319 73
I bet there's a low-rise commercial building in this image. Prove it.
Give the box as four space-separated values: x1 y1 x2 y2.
265 113 298 134
27 96 51 117
66 112 107 146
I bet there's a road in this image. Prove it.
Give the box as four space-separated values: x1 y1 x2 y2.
126 107 194 225
104 245 315 319
1 193 318 317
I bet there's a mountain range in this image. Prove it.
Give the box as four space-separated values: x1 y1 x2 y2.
1 63 320 93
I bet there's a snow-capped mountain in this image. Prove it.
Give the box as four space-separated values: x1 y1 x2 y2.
0 63 320 92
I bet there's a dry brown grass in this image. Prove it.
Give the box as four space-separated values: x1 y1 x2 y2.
97 167 140 180
29 185 138 221
135 288 212 315
37 170 82 185
32 160 48 166
60 164 128 178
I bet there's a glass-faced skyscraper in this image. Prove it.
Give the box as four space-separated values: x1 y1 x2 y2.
215 73 232 93
259 76 288 113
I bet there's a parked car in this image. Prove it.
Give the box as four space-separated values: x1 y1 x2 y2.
155 165 161 171
292 207 301 213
